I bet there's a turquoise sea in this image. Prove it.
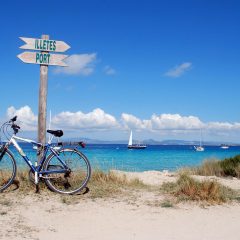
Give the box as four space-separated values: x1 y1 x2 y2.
9 143 240 172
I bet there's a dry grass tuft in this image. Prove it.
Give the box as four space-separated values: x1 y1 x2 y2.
0 169 148 200
192 159 223 177
88 170 148 199
161 173 236 204
160 199 174 208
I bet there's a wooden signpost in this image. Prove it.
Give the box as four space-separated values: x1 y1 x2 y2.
18 34 70 161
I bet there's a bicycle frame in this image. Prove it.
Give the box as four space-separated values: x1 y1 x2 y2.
6 134 69 177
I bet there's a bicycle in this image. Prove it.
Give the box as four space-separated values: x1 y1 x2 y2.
0 116 91 194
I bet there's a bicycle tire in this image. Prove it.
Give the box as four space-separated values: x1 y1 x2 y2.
43 148 91 194
0 149 17 192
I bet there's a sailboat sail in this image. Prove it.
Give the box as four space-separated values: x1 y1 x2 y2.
128 131 133 146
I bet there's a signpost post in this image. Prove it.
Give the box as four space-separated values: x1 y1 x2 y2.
18 34 70 162
38 34 49 159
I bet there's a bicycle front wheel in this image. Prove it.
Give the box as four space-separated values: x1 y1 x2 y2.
44 148 91 194
0 149 17 192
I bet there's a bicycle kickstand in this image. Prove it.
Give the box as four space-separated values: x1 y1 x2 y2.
35 184 40 193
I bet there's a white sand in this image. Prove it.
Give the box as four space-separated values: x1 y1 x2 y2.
0 171 240 240
113 170 240 190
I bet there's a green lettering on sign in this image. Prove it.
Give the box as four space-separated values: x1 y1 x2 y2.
34 39 57 51
53 41 56 51
36 52 40 62
36 53 50 64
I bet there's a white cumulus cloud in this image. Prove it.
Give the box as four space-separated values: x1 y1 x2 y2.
165 62 192 78
150 113 203 130
54 53 97 75
121 113 203 131
7 106 37 131
206 122 240 131
121 113 147 130
52 108 119 131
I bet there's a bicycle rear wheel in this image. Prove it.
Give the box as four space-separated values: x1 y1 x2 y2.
0 149 17 192
44 148 91 194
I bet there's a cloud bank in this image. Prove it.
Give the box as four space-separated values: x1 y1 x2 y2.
5 106 240 138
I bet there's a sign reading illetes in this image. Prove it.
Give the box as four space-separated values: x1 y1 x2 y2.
18 37 70 66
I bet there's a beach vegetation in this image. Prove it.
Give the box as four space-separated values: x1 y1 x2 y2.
1 169 238 205
88 170 148 199
161 173 236 204
160 199 174 208
191 155 240 178
0 169 148 200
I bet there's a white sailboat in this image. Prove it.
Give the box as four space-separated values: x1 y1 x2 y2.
220 144 229 149
128 130 147 149
194 129 205 152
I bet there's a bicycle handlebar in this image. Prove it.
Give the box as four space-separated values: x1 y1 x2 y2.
12 124 20 130
10 116 17 123
7 116 20 134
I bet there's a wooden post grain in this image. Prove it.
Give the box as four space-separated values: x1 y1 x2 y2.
38 34 49 162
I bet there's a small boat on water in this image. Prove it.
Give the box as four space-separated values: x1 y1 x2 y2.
194 129 205 152
194 146 205 152
220 144 229 149
128 130 147 149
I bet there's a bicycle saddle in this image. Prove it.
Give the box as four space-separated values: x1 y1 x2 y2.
47 130 63 137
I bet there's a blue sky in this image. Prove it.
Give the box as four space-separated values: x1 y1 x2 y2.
0 0 240 142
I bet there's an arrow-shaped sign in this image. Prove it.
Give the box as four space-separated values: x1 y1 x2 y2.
17 52 68 66
19 37 70 53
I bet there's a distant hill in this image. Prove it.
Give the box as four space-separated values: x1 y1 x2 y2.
62 137 239 146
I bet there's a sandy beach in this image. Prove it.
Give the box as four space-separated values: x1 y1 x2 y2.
0 171 240 240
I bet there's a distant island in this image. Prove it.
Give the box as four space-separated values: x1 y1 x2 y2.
62 137 240 146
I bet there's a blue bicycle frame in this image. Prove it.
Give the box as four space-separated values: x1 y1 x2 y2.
7 135 69 177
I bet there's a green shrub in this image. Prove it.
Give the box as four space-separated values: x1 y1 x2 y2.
220 155 240 177
190 155 240 178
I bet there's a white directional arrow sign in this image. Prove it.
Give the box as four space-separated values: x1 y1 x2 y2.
19 37 70 52
17 51 68 66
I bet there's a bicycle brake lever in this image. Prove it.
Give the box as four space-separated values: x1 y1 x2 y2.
79 142 86 148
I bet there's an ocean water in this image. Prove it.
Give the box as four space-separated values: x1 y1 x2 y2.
7 143 240 172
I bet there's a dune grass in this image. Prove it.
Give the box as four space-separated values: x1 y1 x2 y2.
1 169 239 205
1 169 149 199
161 173 237 204
190 155 240 178
87 170 149 199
